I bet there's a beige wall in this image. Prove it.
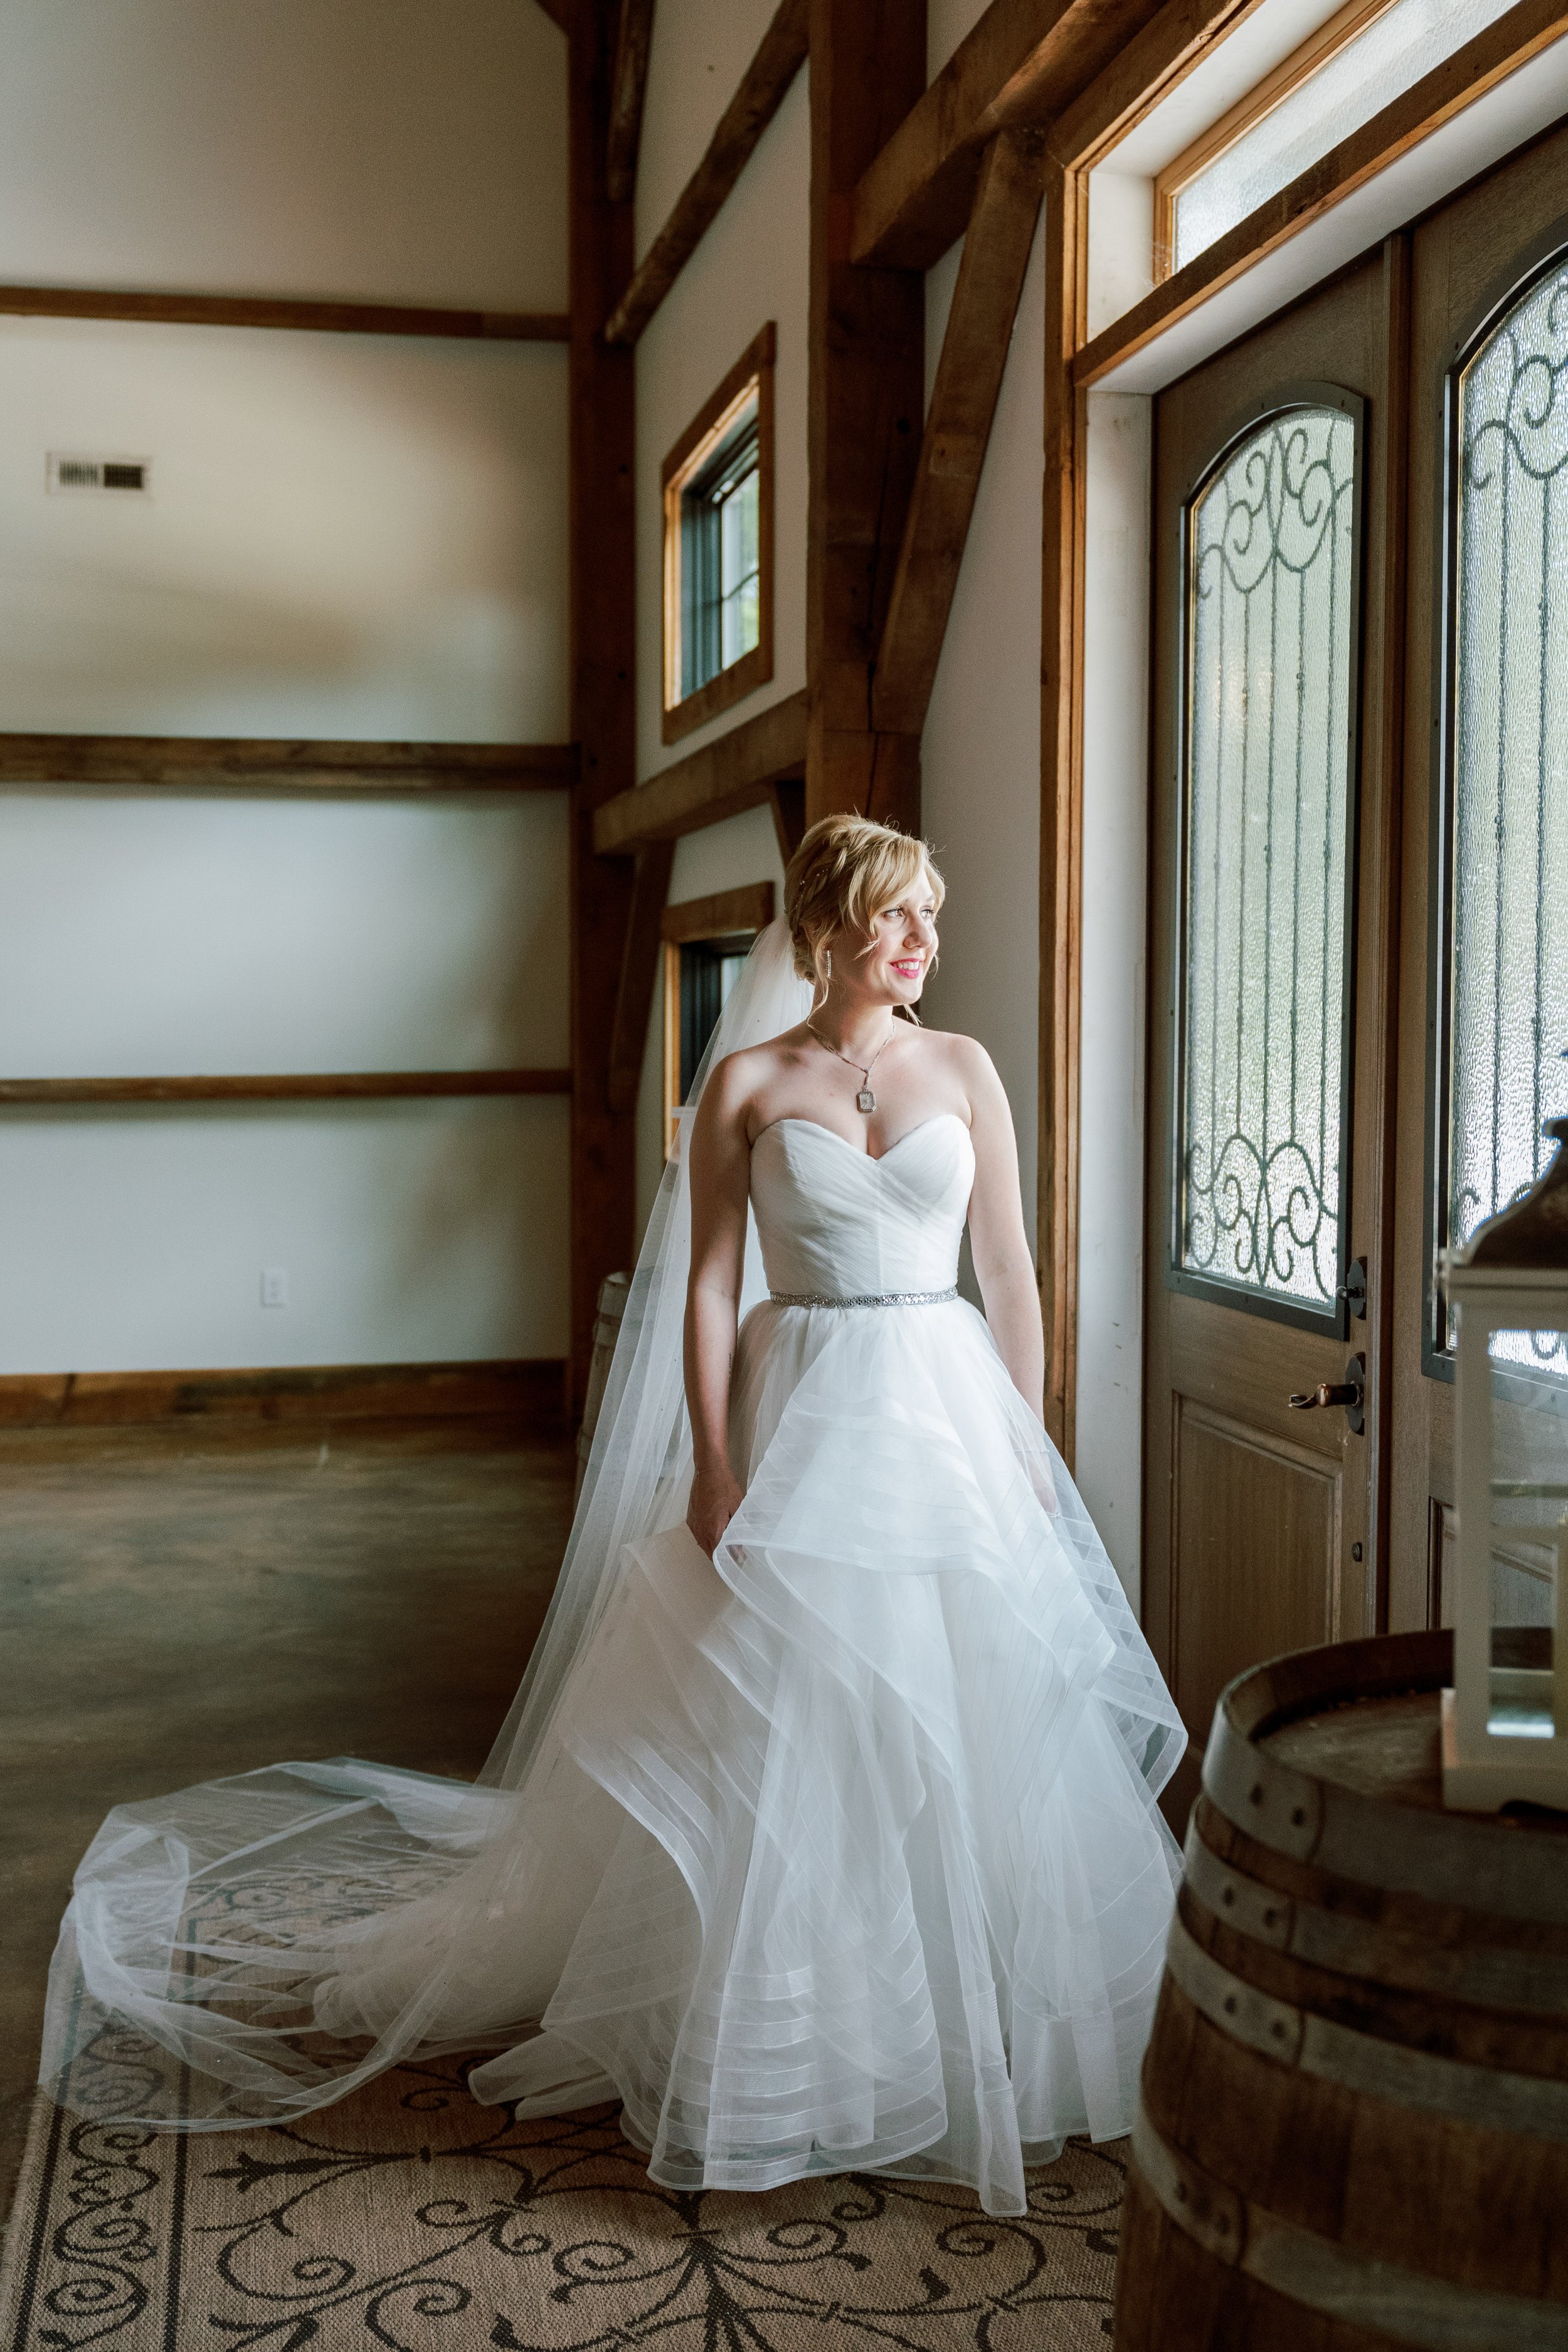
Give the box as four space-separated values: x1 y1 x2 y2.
0 0 571 1376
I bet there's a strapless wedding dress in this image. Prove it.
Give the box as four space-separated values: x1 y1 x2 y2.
42 1111 1184 2218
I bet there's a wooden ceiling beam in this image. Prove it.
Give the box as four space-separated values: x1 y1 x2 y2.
0 735 576 792
593 689 807 852
1074 0 1568 387
0 285 570 340
849 0 1167 273
603 0 808 346
871 129 1045 739
606 0 657 203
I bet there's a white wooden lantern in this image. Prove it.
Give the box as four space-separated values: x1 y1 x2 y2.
1441 1115 1568 1811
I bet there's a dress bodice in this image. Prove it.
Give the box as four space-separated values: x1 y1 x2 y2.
748 1113 974 1297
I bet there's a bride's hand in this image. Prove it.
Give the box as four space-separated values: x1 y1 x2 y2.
687 1465 743 1559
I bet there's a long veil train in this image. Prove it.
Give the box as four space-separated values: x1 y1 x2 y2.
41 920 1185 2216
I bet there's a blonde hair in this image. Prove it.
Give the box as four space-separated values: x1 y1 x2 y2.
783 813 945 996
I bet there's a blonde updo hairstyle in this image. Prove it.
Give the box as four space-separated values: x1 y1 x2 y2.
783 813 945 1007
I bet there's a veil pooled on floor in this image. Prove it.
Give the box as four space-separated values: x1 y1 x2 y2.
40 919 815 2128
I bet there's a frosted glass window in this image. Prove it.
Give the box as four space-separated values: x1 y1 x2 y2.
1177 408 1358 1313
1446 253 1568 1374
1174 0 1518 272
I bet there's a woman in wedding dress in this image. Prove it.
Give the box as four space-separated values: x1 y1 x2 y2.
41 814 1184 2220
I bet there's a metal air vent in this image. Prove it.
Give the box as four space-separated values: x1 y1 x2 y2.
47 454 151 494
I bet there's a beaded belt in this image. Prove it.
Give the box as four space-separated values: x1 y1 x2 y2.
768 1285 958 1308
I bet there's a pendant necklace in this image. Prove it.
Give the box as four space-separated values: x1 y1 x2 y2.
807 1018 897 1115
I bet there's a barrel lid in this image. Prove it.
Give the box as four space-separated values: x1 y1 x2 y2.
1202 1631 1568 1926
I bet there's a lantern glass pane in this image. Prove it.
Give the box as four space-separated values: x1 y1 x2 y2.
1485 1335 1567 1739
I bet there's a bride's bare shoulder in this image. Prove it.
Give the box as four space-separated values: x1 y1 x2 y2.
701 1033 807 1120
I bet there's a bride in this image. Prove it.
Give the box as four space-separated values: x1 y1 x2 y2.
41 813 1185 2220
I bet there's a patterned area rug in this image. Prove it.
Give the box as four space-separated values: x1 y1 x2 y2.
1 2048 1126 2350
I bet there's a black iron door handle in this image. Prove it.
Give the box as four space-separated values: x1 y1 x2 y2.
1288 1356 1365 1434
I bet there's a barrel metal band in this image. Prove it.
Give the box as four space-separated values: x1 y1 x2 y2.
1183 1812 1568 2018
1164 1910 1568 2140
1131 2099 1568 2350
768 1286 958 1308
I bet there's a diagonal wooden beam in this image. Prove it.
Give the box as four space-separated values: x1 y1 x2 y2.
607 841 675 1112
603 0 808 346
606 0 657 203
871 129 1045 739
593 689 808 852
1074 0 1568 387
850 0 1168 273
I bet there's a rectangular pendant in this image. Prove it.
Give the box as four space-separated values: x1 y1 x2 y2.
857 1087 876 1113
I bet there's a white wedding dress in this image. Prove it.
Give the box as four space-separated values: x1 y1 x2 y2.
41 939 1185 2222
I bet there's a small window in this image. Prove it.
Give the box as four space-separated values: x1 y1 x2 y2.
660 882 776 1155
1153 0 1518 281
662 326 775 745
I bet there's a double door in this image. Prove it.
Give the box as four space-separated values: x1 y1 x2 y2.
1143 127 1568 1813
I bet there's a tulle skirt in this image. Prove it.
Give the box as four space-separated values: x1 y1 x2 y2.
41 1295 1184 2218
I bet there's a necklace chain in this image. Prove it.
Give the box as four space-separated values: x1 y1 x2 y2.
805 1017 898 1113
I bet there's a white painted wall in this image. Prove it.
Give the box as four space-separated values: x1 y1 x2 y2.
0 0 567 310
0 1 570 1376
633 69 808 788
920 223 1044 1277
1077 395 1153 1601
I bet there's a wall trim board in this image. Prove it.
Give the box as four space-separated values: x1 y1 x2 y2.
0 1358 573 1430
0 1071 573 1104
0 285 572 341
593 689 807 852
0 736 578 793
603 0 808 346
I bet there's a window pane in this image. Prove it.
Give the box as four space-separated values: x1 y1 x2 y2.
1175 0 1518 272
1178 408 1357 1311
1447 253 1568 1374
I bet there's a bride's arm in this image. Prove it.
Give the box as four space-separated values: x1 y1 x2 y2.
961 1041 1047 1424
684 1053 754 1556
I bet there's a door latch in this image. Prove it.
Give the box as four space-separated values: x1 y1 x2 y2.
1289 1355 1365 1435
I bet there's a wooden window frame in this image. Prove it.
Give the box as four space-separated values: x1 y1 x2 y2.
1153 0 1401 282
661 324 776 747
659 882 775 1153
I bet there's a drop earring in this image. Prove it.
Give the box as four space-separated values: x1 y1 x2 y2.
824 948 832 978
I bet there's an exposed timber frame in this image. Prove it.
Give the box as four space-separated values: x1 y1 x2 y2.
871 128 1046 740
569 0 640 1409
0 1071 573 1104
0 736 575 793
0 285 570 341
1075 0 1568 387
607 0 657 203
805 0 927 834
593 690 808 854
603 0 808 347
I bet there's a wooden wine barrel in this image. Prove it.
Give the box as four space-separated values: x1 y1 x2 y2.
574 1270 630 1499
1113 1630 1568 2351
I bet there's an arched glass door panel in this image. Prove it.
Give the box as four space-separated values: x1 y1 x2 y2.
1439 248 1568 1378
1174 399 1361 1329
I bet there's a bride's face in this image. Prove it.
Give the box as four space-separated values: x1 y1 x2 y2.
846 872 940 1008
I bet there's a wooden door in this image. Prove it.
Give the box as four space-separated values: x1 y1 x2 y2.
1388 126 1568 1634
1144 257 1405 1818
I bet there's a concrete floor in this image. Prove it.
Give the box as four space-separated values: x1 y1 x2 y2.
0 1414 576 2220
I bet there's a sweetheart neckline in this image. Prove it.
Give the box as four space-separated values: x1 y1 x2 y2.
752 1111 971 1167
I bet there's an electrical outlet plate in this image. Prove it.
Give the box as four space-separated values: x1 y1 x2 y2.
260 1268 289 1308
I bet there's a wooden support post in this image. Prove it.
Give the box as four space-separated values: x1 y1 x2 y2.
871 128 1045 739
805 0 928 834
569 0 639 1412
1039 159 1088 1461
768 777 807 865
607 842 675 1113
